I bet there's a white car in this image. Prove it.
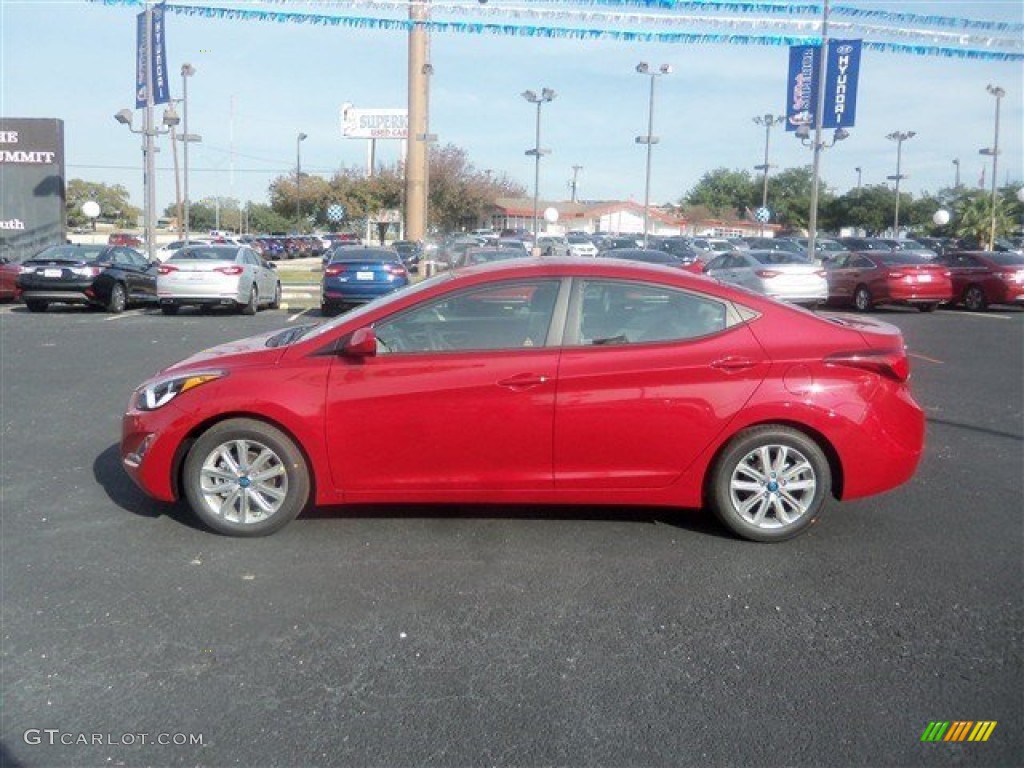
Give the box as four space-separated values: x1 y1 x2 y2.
536 236 571 257
154 238 211 262
703 250 828 306
567 234 599 257
157 244 281 315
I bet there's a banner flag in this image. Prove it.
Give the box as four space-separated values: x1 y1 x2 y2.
785 44 818 132
135 11 146 107
151 3 170 105
823 39 862 129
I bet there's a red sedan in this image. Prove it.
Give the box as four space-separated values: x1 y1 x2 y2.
937 250 1024 310
122 258 925 542
0 253 22 301
825 251 953 312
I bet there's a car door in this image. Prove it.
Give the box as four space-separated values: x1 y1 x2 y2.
324 278 565 493
554 278 768 489
125 248 158 301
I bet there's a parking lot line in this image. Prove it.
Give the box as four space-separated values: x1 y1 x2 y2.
936 310 1014 321
288 308 312 323
910 352 944 364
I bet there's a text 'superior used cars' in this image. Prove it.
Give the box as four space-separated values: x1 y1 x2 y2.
122 258 925 542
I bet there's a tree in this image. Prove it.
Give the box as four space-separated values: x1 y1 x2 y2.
682 169 758 219
822 184 894 235
66 179 140 228
768 167 821 230
950 188 1016 246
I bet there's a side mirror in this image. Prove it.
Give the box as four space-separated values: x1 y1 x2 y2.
266 261 277 270
342 327 377 358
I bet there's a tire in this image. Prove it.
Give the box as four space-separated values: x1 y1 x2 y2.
240 285 258 315
160 303 179 316
320 302 335 317
709 425 831 543
183 418 310 537
269 281 282 310
25 299 48 313
963 285 987 312
106 282 127 313
853 285 872 312
917 303 939 313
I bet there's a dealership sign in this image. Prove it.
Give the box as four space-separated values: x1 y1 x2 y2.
0 118 66 261
785 39 862 131
341 104 408 140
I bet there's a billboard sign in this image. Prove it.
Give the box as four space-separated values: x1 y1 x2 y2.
786 40 862 131
0 118 66 262
341 105 408 140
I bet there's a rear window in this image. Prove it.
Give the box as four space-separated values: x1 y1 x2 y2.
172 248 238 261
988 253 1024 266
31 245 108 262
875 252 935 266
751 252 807 265
328 249 399 264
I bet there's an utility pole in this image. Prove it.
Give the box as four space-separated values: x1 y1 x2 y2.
569 164 582 203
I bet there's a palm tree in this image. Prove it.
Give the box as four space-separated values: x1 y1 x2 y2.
952 190 1013 246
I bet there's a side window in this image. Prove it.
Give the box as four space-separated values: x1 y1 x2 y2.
573 280 729 346
851 256 873 269
374 279 560 355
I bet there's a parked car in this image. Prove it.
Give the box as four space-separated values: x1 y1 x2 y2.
566 234 599 258
598 236 643 251
122 257 925 542
655 236 701 267
320 246 409 315
0 252 23 301
602 247 696 271
837 237 894 252
108 232 143 248
935 251 1024 310
703 250 828 306
741 237 805 255
535 235 571 257
154 238 210 262
392 240 423 272
824 251 953 312
17 244 157 313
450 246 530 270
156 244 281 315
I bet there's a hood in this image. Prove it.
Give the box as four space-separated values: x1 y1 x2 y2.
161 328 289 376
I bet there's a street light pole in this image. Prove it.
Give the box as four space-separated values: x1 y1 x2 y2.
181 63 195 244
886 130 916 234
952 157 960 189
753 113 784 235
981 84 1005 250
522 88 555 240
855 166 862 191
296 132 307 232
636 63 671 248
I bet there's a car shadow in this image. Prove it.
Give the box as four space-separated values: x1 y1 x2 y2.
93 443 202 530
93 444 733 539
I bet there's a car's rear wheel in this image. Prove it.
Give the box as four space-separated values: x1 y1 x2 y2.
853 285 872 312
107 282 127 313
964 284 987 312
917 302 939 313
183 418 310 537
240 285 258 315
160 303 179 315
25 299 48 313
709 426 830 542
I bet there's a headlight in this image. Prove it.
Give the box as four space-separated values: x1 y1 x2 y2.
135 371 225 411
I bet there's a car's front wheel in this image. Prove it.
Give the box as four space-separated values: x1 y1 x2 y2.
709 426 831 542
183 418 310 537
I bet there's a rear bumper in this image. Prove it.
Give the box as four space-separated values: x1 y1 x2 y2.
19 289 94 305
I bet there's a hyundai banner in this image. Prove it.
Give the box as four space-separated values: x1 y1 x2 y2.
135 4 170 108
785 39 862 131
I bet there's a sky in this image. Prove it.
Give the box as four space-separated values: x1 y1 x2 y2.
1 0 1022 219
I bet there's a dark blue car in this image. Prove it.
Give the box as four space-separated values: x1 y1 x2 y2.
320 246 409 315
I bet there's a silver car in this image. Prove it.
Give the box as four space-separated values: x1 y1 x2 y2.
157 245 281 315
704 250 828 306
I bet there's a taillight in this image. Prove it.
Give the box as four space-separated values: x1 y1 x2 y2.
385 264 407 277
215 266 244 275
755 269 781 279
325 265 344 276
826 348 911 383
157 265 177 275
888 271 906 279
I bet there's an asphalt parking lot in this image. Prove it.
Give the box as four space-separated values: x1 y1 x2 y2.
1 301 1021 767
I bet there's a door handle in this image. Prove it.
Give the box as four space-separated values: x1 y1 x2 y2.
497 373 550 391
711 357 759 373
